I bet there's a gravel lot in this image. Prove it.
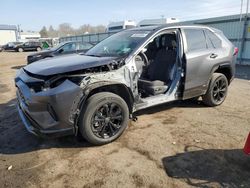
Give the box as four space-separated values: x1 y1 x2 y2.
0 52 250 188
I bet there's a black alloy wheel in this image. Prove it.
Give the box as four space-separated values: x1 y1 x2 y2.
212 77 227 103
91 103 123 139
79 92 129 145
202 73 228 106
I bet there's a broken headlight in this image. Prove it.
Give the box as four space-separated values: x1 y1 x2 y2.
44 75 85 89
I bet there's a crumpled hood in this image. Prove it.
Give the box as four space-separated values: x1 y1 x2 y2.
24 54 117 76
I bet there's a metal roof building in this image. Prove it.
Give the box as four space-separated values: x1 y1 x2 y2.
0 25 17 45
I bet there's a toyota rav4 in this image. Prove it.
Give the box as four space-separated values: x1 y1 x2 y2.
15 25 237 145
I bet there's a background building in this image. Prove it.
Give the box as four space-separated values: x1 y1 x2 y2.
19 31 41 42
0 25 17 45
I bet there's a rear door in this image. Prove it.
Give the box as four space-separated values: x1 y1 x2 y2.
23 42 31 51
182 28 222 99
30 42 38 50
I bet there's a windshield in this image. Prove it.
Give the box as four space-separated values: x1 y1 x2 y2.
85 30 151 57
50 42 69 51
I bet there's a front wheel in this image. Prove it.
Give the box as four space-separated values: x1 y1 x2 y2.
202 73 228 106
79 92 129 145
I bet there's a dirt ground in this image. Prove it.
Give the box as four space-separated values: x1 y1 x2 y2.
0 52 250 188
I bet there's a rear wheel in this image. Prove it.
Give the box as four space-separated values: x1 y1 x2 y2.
79 92 129 145
18 48 23 52
202 73 228 106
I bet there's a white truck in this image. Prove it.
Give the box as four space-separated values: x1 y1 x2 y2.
137 18 179 27
107 20 136 32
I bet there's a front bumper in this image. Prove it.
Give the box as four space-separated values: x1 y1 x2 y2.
15 72 83 138
17 104 74 138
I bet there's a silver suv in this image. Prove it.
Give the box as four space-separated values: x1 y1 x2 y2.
15 25 237 145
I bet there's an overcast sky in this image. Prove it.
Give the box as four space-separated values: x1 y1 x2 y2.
0 0 248 31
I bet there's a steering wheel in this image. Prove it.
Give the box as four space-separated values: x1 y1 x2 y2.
138 51 149 66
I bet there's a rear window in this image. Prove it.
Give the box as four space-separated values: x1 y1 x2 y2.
205 30 222 48
184 29 207 52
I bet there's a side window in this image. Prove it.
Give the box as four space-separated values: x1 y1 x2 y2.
184 29 207 52
205 30 222 48
61 43 76 52
78 43 93 50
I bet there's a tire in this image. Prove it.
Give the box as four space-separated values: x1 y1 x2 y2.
202 73 228 107
37 47 42 51
79 92 129 145
18 48 24 52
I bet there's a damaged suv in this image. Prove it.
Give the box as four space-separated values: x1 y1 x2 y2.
15 25 237 145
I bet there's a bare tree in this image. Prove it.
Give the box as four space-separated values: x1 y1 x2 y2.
58 23 74 37
40 23 106 38
48 25 58 38
39 26 48 38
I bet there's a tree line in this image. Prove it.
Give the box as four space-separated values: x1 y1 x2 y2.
39 23 106 38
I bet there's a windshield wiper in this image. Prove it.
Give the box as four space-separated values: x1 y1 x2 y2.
85 54 102 57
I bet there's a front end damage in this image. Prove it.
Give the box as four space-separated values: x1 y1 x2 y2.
15 57 133 138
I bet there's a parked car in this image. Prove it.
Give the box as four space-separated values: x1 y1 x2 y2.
15 25 237 145
244 133 250 155
27 41 94 64
0 42 23 52
14 41 43 52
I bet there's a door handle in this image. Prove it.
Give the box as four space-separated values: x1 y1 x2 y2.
210 53 218 59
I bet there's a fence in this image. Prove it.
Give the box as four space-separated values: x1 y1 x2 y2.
59 32 116 44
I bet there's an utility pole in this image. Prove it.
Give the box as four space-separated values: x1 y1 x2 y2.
17 24 21 41
239 0 249 64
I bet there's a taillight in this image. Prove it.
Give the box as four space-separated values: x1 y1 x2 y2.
233 47 238 56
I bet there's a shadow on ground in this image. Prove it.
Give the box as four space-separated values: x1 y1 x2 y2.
0 97 206 155
162 146 250 187
11 65 26 69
